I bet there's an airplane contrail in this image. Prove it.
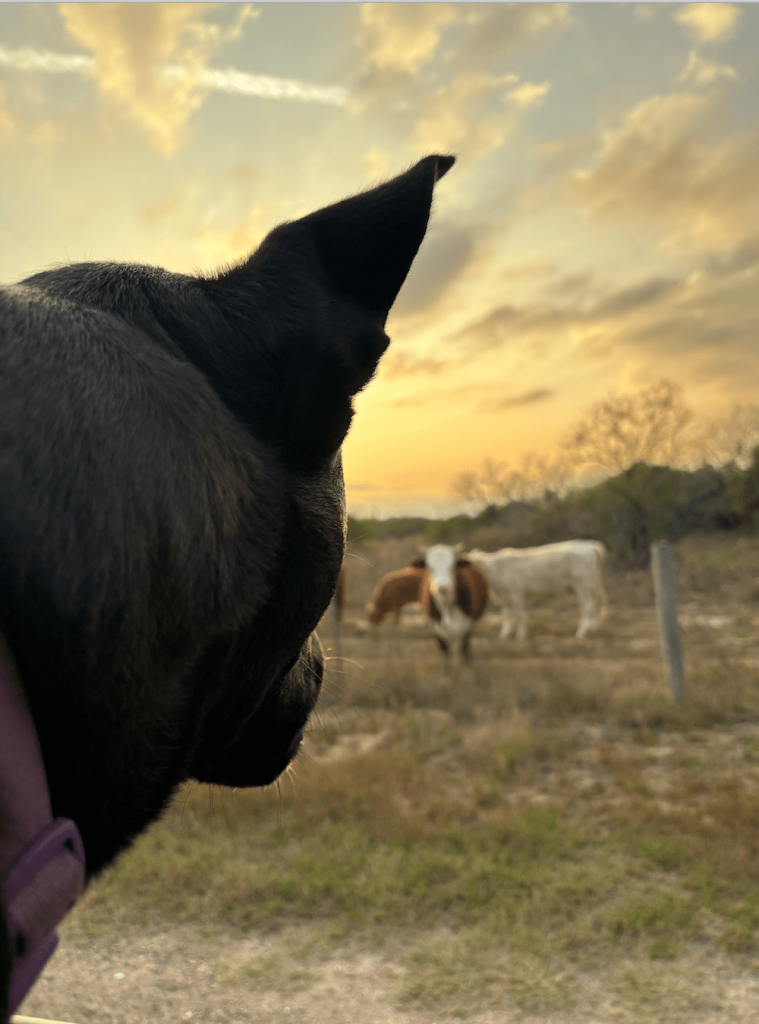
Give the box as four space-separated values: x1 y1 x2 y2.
0 44 348 107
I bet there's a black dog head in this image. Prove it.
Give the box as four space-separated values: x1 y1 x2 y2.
0 154 454 883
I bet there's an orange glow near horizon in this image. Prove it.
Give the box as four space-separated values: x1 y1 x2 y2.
1 3 757 516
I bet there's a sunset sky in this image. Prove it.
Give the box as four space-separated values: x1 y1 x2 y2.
1 3 757 516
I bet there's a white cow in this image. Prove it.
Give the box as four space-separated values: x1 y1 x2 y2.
466 540 608 640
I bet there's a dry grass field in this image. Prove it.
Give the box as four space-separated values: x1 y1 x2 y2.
20 530 759 1023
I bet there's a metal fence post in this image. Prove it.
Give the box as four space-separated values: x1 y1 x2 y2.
651 540 685 701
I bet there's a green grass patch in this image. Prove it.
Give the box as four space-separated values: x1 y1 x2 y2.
630 834 691 872
65 710 759 1017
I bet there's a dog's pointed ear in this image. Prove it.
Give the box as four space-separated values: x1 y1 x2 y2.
300 154 455 321
210 155 454 470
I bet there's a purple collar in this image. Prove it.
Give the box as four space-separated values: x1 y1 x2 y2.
0 634 85 1018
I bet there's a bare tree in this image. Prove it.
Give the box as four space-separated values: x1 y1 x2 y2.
694 403 759 469
453 452 574 511
562 379 694 473
452 458 515 510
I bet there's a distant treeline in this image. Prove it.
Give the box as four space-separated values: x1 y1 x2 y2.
347 448 759 570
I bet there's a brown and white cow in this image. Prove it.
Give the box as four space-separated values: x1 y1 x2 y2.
366 565 425 625
414 545 489 665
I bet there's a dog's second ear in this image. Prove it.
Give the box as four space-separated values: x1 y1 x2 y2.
209 155 454 470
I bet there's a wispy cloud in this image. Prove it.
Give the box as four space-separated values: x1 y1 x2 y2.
677 50 737 89
345 482 378 492
0 43 94 74
480 389 554 412
0 44 347 107
178 66 346 107
382 351 449 380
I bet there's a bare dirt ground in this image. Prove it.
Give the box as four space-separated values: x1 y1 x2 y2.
17 532 759 1024
19 922 759 1024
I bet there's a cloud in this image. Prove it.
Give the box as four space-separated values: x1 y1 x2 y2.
345 482 378 492
505 80 551 109
704 234 759 279
479 389 554 412
58 3 244 155
677 50 737 88
55 3 344 155
412 72 550 159
352 4 562 159
196 205 273 266
456 273 684 352
357 3 457 77
134 173 275 269
531 133 597 174
453 252 759 406
1 20 346 156
674 3 741 45
451 4 572 72
357 2 572 83
189 66 346 107
591 277 681 319
0 39 347 111
549 271 596 298
570 88 758 249
392 223 476 315
382 351 449 380
453 300 570 352
0 42 94 75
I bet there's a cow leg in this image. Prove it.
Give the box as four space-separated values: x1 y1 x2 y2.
594 578 609 622
434 635 453 679
513 594 528 640
461 632 472 662
576 592 594 638
499 610 513 639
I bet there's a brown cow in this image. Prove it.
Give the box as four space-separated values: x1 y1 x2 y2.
366 565 425 625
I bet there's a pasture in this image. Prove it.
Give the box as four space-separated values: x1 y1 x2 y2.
22 530 759 1023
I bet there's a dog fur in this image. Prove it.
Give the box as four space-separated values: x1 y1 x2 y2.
0 154 454 1017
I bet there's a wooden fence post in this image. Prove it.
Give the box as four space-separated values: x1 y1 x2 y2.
650 540 685 701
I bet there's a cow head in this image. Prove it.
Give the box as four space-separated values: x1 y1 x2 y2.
422 543 464 613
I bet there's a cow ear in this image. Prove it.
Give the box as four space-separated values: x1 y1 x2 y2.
409 558 426 569
453 542 464 555
299 154 455 321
